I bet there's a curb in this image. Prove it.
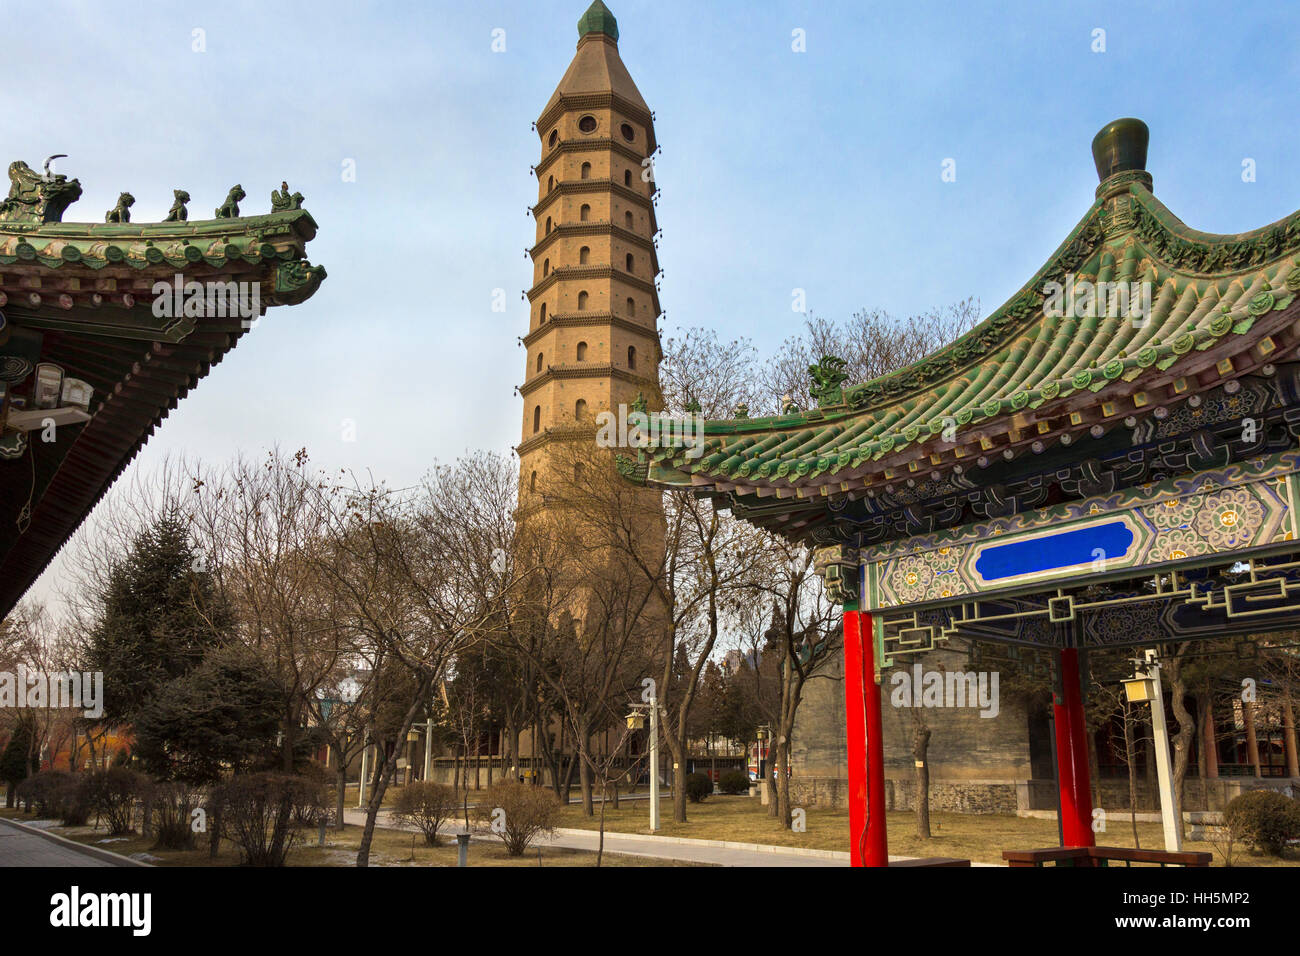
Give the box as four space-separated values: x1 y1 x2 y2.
0 816 152 867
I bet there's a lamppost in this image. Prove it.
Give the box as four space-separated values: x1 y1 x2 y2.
357 731 370 808
757 726 771 806
423 712 434 783
405 728 420 785
1122 649 1182 851
323 676 364 810
626 701 659 832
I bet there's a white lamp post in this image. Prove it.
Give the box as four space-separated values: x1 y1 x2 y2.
424 716 434 782
358 732 370 808
1123 649 1182 851
627 700 660 832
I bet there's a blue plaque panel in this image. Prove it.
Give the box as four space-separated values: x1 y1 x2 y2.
974 521 1135 582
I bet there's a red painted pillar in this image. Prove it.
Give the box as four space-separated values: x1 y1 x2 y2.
1053 648 1095 848
844 608 889 866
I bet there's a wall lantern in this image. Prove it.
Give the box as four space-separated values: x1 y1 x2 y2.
33 363 64 409
61 377 93 412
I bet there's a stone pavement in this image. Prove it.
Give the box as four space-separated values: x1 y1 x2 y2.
0 818 125 867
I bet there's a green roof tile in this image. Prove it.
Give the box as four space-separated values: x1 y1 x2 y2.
631 134 1300 498
578 1 619 41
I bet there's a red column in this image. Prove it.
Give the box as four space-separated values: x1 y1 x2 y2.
1053 648 1095 848
844 608 889 866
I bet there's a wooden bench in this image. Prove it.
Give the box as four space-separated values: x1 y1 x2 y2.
1003 846 1212 868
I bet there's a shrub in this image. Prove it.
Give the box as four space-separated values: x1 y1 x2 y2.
392 781 458 846
719 770 749 795
16 770 70 816
1224 790 1300 856
82 767 146 835
474 781 560 856
290 763 331 828
150 781 201 851
57 775 92 826
212 772 321 866
685 772 713 803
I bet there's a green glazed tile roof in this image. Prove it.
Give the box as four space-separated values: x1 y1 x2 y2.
0 207 319 271
578 1 619 41
638 161 1300 499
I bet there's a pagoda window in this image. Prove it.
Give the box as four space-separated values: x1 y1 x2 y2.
624 169 632 186
627 346 637 369
536 352 543 373
580 203 591 222
548 129 558 147
533 406 541 433
575 398 588 420
574 463 583 482
576 341 588 361
581 162 591 179
547 175 553 191
530 471 537 492
626 297 635 316
543 259 550 277
625 253 634 273
539 302 547 323
577 291 589 310
579 246 590 265
625 210 634 229
545 216 552 234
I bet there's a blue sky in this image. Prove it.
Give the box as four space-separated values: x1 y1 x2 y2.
8 0 1298 603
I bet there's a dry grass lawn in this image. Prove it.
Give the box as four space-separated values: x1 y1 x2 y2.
0 807 691 867
554 793 1300 867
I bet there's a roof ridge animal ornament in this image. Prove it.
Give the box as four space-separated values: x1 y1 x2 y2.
270 180 303 212
808 354 849 407
215 184 245 219
164 189 190 222
0 159 82 223
104 192 134 224
42 155 67 182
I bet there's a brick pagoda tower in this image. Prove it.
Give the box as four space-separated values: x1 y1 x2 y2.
518 1 662 506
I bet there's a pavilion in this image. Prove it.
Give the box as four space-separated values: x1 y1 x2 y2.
622 118 1300 865
0 161 324 618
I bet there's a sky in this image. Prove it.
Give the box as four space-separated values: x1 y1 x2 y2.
7 0 1299 608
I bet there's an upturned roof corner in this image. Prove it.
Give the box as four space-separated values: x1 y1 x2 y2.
634 119 1300 539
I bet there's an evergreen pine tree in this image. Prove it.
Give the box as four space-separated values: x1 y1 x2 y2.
88 510 233 729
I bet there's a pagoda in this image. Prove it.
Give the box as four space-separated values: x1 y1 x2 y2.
518 0 663 506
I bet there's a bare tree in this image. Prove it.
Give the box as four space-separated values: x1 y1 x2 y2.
319 452 524 866
760 301 979 413
186 449 346 772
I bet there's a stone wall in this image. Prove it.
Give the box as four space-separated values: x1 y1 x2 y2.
790 639 1043 786
787 636 1300 816
788 775 1034 812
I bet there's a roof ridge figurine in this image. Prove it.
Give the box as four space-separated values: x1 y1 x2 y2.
271 180 303 212
104 191 134 223
0 159 82 223
164 189 190 222
215 184 245 219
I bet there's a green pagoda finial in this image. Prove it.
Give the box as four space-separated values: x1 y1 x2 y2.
1091 118 1148 182
578 1 619 41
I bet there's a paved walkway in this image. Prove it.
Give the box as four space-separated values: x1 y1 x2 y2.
342 806 851 866
0 818 124 867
